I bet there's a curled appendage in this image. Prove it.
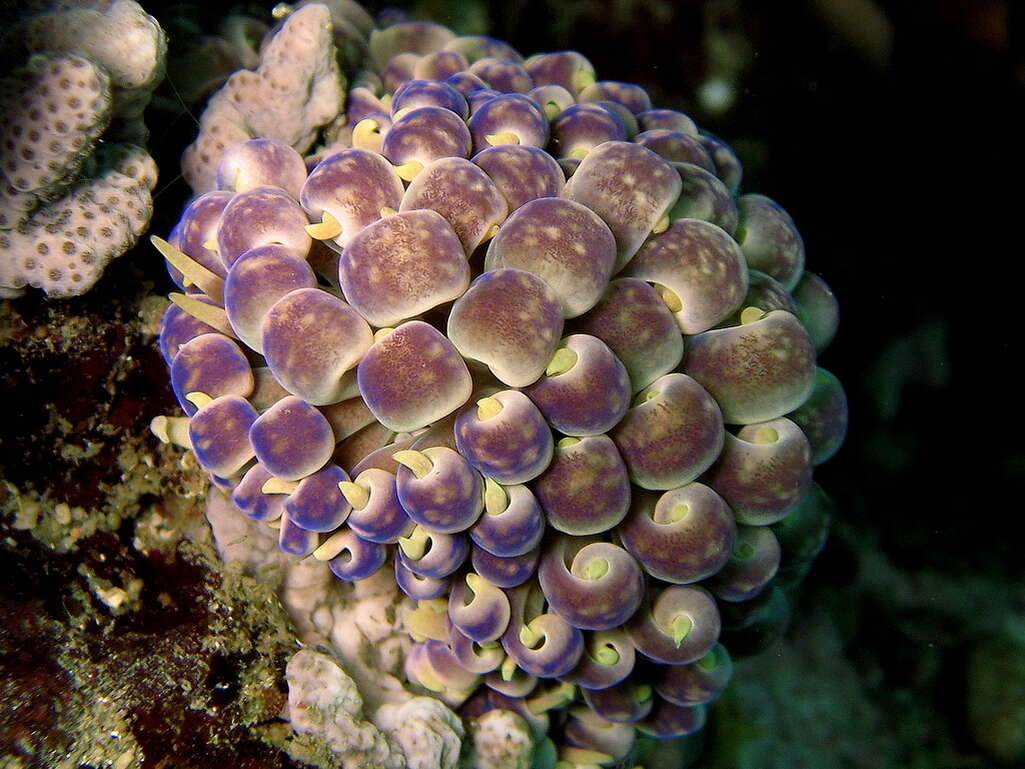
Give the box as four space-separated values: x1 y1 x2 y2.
705 417 812 525
471 543 540 589
341 468 413 544
617 483 735 584
793 271 839 353
625 218 748 335
395 447 483 534
221 244 317 354
611 373 724 491
697 133 743 193
469 480 544 557
232 463 286 522
299 148 404 249
473 144 564 214
683 309 817 425
391 78 469 118
187 395 258 477
559 629 636 691
725 271 798 328
214 138 308 199
634 129 715 171
626 585 720 665
561 141 681 271
405 640 481 707
707 525 781 603
636 699 706 739
394 556 449 600
735 193 805 290
524 335 630 437
483 659 538 698
523 51 595 96
788 368 848 465
281 464 351 533
215 187 311 268
562 705 636 762
533 435 631 535
351 113 392 153
170 333 253 416
448 622 506 674
537 537 644 630
324 528 387 580
338 208 469 328
277 512 319 556
568 278 683 393
455 391 553 485
468 94 548 153
399 156 508 255
548 103 626 160
260 287 373 406
502 583 584 679
448 573 511 643
483 197 616 319
398 526 469 579
579 679 654 724
249 396 334 482
771 482 834 590
653 642 733 707
357 321 472 433
381 106 472 172
447 268 564 388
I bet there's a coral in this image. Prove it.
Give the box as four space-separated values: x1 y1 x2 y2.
153 2 849 766
181 4 347 193
0 0 166 298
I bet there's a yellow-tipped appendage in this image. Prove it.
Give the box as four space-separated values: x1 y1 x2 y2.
393 449 434 479
740 306 767 325
185 391 213 410
338 480 370 510
304 210 342 240
654 282 683 312
546 347 578 377
485 131 520 146
150 415 191 448
483 478 508 516
150 235 225 301
476 396 504 421
262 477 298 495
168 292 236 338
394 160 423 181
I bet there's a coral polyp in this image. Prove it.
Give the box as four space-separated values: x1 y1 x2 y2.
151 3 849 766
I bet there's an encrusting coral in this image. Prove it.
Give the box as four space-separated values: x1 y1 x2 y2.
149 2 849 767
0 0 165 298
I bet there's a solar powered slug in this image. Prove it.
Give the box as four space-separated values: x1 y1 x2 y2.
153 3 848 766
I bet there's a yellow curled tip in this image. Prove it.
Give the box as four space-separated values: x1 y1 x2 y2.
557 436 580 450
305 210 342 241
483 477 508 516
352 117 383 152
485 131 520 146
652 213 670 235
543 101 562 121
740 306 767 325
379 206 397 217
394 160 423 181
338 480 370 510
670 615 693 647
654 283 682 313
546 347 577 377
568 146 590 160
262 477 298 495
476 396 503 421
312 530 349 561
185 391 213 409
392 449 433 479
